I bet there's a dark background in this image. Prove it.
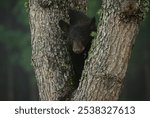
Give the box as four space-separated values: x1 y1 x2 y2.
0 0 150 101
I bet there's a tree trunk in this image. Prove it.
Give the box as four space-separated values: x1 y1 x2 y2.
29 0 87 100
29 0 148 100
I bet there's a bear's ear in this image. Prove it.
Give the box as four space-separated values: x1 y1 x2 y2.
89 17 96 31
59 20 69 33
68 9 79 25
68 9 87 25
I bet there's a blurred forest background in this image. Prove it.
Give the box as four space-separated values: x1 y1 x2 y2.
0 0 150 101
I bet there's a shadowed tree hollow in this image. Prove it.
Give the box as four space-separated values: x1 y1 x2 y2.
29 0 149 100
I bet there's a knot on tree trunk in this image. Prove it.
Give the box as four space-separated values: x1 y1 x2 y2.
120 0 149 23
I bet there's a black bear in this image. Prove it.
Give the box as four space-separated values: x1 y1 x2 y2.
59 9 96 87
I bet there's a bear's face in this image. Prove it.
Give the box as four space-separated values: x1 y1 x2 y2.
68 23 93 54
59 9 96 54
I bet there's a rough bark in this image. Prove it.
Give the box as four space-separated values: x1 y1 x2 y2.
72 0 147 100
29 0 87 100
29 0 148 100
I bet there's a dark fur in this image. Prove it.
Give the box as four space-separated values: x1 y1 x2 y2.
59 9 96 87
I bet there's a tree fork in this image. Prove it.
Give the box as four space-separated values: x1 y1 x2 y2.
29 0 149 101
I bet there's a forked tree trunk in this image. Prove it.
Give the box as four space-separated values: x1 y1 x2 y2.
29 0 148 100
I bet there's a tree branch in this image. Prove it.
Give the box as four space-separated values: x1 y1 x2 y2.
72 0 145 101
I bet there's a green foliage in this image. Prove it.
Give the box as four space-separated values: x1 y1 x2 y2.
12 0 29 27
24 1 29 12
0 26 32 71
0 0 12 10
90 31 97 39
87 0 101 25
0 0 32 71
